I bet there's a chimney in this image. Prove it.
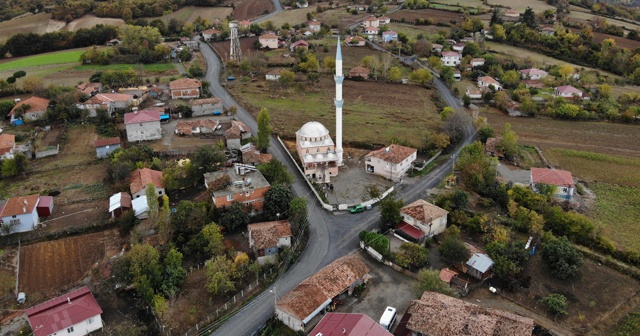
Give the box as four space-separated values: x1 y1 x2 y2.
23 207 26 213
67 297 71 304
23 199 28 205
342 328 346 334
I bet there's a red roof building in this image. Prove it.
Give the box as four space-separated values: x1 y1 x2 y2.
310 313 392 336
124 109 162 142
129 168 165 199
0 133 16 159
9 97 50 122
531 167 575 199
169 78 202 99
26 287 103 336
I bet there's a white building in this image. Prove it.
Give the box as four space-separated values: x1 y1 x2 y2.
477 76 502 91
440 51 461 66
364 144 417 181
129 168 165 199
519 68 548 80
247 220 292 264
531 167 575 199
362 16 380 28
295 122 339 183
554 85 583 98
124 108 162 142
26 287 103 336
394 199 448 245
259 33 279 49
0 194 40 234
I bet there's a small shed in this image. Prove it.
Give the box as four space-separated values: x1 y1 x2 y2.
109 192 132 219
36 196 54 217
466 253 494 280
94 137 121 159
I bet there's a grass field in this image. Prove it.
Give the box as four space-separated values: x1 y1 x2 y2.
150 6 233 24
589 183 640 252
0 50 83 71
74 63 176 72
486 0 554 12
267 6 319 28
568 5 640 32
388 23 445 42
544 148 640 187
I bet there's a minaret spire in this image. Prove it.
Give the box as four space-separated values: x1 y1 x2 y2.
334 37 344 166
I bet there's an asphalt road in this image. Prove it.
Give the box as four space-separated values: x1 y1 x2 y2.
198 36 476 335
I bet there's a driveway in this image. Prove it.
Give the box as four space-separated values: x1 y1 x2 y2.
497 162 531 185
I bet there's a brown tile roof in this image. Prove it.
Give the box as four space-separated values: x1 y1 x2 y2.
365 144 417 164
485 137 504 158
531 167 574 188
0 134 16 154
248 220 292 249
10 97 50 116
260 33 278 40
0 194 40 217
187 98 222 106
202 28 222 35
439 268 458 283
175 119 219 135
478 76 500 85
94 137 121 148
349 66 370 78
277 255 370 320
225 120 249 139
407 291 534 336
401 199 448 223
129 168 164 194
76 82 101 95
170 78 202 90
85 93 133 104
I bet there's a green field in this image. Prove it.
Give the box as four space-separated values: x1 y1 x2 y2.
74 63 177 72
545 148 640 187
589 183 640 252
0 50 84 71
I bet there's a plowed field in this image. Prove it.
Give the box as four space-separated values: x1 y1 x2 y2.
232 0 274 20
18 230 122 295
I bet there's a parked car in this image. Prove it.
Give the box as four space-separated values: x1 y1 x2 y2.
349 205 365 213
227 75 236 81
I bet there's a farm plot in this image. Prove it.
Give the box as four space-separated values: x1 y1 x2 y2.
232 0 275 20
485 0 554 13
388 8 465 25
18 230 123 296
0 13 63 43
264 6 318 28
211 37 259 62
150 6 233 24
0 50 84 71
566 27 640 50
63 15 125 31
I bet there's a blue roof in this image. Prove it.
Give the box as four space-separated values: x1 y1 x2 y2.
160 114 170 120
336 37 342 61
466 253 494 272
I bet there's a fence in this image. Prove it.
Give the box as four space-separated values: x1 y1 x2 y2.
34 144 60 159
0 219 116 247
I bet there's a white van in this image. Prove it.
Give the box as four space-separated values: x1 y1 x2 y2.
379 306 397 331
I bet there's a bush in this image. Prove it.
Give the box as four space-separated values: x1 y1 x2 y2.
539 293 569 318
541 236 583 280
395 242 428 270
359 230 389 257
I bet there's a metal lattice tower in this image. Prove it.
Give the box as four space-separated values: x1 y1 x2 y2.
229 21 242 62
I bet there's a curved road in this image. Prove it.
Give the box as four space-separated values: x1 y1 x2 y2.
198 34 475 336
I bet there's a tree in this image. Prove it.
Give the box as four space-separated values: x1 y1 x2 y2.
171 200 209 247
522 7 537 29
498 123 519 159
409 68 433 86
289 197 308 235
415 269 457 297
388 67 402 82
1 153 27 177
264 184 293 221
558 64 574 80
117 25 162 54
478 126 494 144
463 94 471 107
455 141 497 192
201 223 225 256
439 237 470 266
0 100 15 119
541 236 583 280
22 76 43 93
539 293 569 318
494 91 510 110
359 230 389 256
189 63 204 78
380 194 403 228
219 202 249 232
257 158 293 185
299 54 319 72
278 70 295 88
256 108 272 153
205 255 235 295
128 244 162 303
501 70 520 89
323 56 336 72
145 183 159 228
491 24 506 42
161 248 186 297
462 42 481 57
395 242 428 270
439 66 455 86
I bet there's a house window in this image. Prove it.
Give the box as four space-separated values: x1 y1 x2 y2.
245 191 250 196
158 190 162 195
12 215 16 218
67 327 74 333
87 317 94 324
226 195 233 201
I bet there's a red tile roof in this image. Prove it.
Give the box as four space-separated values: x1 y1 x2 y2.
291 40 309 48
85 93 133 104
124 109 161 124
188 98 222 106
260 33 278 39
439 268 458 283
129 168 164 194
310 313 393 336
26 287 102 336
555 85 582 95
0 134 16 154
365 144 416 164
225 120 249 139
478 76 500 85
395 222 424 240
401 199 448 223
248 220 292 249
0 194 40 217
531 167 574 188
9 96 50 116
202 28 222 35
94 137 121 147
441 51 460 57
170 78 202 90
75 82 101 95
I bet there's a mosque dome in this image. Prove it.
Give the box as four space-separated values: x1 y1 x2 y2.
297 121 330 139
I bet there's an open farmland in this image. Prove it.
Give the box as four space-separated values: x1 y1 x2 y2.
568 5 640 32
18 230 122 297
63 14 125 31
0 49 83 71
566 27 640 50
485 0 554 12
588 183 640 252
318 9 370 28
388 23 449 42
150 6 233 24
0 13 63 43
265 6 319 28
232 0 275 20
388 8 465 25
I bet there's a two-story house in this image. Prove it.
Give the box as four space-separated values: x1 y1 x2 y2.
188 98 224 117
9 96 50 123
0 134 16 160
202 28 222 41
307 20 322 32
259 33 279 49
129 168 165 199
394 199 448 245
204 164 271 214
0 194 41 234
382 30 398 43
362 16 380 28
124 108 162 142
440 51 461 66
26 287 103 336
169 78 202 99
519 68 548 80
364 144 417 182
77 93 134 117
225 120 251 150
477 76 502 91
247 220 292 264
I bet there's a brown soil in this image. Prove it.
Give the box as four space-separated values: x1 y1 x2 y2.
18 230 123 297
232 0 275 21
388 8 465 24
210 37 260 62
566 27 640 50
36 127 63 148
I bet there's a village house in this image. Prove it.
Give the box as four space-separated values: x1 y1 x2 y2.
297 1 309 7
555 85 583 98
169 78 202 99
540 26 556 36
507 100 522 117
118 86 149 106
225 120 251 150
378 16 391 25
382 30 398 43
259 33 279 49
362 16 380 28
394 199 448 245
247 220 292 264
266 69 284 81
241 143 272 165
129 168 165 199
440 51 461 66
94 137 121 159
345 35 366 46
0 134 16 160
431 43 443 53
75 82 101 96
531 167 575 199
466 252 494 280
174 119 219 136
109 192 132 219
296 121 339 183
363 26 379 37
364 144 416 181
348 66 370 79
275 255 370 332
77 93 134 117
470 58 485 67
452 42 466 52
204 164 271 214
188 97 224 117
485 137 505 159
520 79 544 89
503 9 521 20
406 291 534 336
132 196 149 219
454 70 462 81
9 96 50 123
477 76 502 91
466 87 482 99
124 108 162 142
26 287 104 336
310 313 392 336
289 40 310 52
0 194 41 233
239 20 252 29
520 68 548 80
307 20 322 32
202 28 222 41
